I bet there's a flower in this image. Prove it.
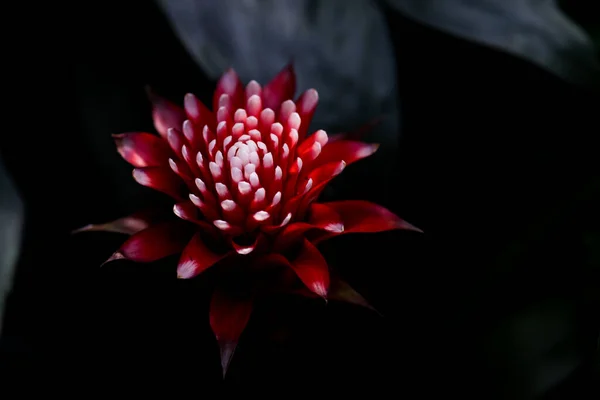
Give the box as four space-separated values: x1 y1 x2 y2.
80 64 421 375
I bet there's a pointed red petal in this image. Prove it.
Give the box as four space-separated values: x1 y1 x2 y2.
103 221 193 264
287 277 381 315
288 239 330 298
209 288 253 377
311 140 379 170
263 64 296 111
274 203 343 251
72 208 167 235
113 132 171 167
177 233 230 279
132 167 186 200
146 87 186 140
213 68 244 112
316 200 422 242
328 278 381 315
295 88 319 141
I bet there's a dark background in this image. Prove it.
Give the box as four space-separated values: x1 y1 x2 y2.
2 0 599 398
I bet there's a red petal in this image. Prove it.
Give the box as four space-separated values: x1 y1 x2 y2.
103 220 193 264
295 88 319 141
72 208 167 235
146 87 186 140
274 203 343 251
280 161 345 219
177 233 230 279
209 288 254 377
113 132 171 167
173 201 218 233
213 68 244 112
132 167 186 200
312 200 422 244
184 93 215 130
328 278 380 315
263 63 296 111
288 277 381 315
311 140 379 170
288 239 330 298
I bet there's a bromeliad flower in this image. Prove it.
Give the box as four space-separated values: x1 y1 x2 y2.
79 64 421 375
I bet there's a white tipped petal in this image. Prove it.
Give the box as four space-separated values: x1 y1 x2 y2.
234 109 247 123
263 152 273 168
221 199 236 211
208 139 217 155
238 181 252 195
249 172 260 188
271 191 282 206
303 178 313 193
215 183 229 198
230 156 243 170
215 151 224 167
253 211 270 222
280 213 292 226
249 151 259 166
168 158 178 173
288 112 301 130
195 178 206 192
213 220 231 230
209 161 221 179
189 193 202 207
254 188 266 202
231 167 243 183
243 163 256 178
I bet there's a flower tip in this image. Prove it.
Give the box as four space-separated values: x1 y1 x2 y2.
334 161 347 175
312 282 328 299
101 251 125 267
325 222 344 233
71 224 92 234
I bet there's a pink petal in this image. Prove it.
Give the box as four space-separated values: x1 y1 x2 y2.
311 140 379 170
213 68 244 112
288 239 330 298
132 167 186 200
209 288 254 377
103 221 193 264
146 87 186 140
72 208 167 235
314 200 422 244
113 132 171 167
176 233 230 279
263 64 296 111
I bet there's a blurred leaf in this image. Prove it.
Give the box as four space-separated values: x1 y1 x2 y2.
0 155 24 335
384 0 600 86
156 0 399 146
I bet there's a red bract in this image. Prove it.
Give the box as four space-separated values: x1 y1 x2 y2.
80 65 421 376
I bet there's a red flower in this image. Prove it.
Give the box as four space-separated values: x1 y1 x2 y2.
80 65 421 375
